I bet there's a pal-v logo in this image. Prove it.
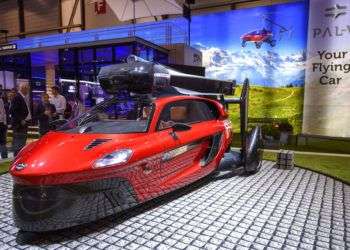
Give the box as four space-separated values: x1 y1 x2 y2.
15 163 27 171
313 3 349 39
324 4 347 19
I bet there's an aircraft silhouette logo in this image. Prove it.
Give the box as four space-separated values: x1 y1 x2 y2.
325 4 347 19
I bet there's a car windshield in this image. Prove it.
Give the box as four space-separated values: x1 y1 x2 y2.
58 95 154 134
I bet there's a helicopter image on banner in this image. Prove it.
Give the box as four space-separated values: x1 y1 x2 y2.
240 16 293 49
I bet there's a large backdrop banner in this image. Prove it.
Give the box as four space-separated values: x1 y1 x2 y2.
187 0 308 134
303 0 350 138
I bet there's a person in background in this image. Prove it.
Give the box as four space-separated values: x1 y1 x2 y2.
3 90 10 121
63 101 72 120
36 93 57 136
50 86 66 118
10 82 31 156
6 89 17 125
0 85 7 158
7 88 16 102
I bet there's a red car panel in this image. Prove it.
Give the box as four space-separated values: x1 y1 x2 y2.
10 95 232 232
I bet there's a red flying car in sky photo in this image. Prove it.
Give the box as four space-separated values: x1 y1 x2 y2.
240 16 292 49
10 55 263 233
241 28 276 49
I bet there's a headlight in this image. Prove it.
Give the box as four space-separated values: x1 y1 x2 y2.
93 149 132 169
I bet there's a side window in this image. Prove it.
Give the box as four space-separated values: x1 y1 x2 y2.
157 100 219 130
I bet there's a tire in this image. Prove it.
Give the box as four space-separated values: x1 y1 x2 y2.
255 42 262 49
245 160 262 175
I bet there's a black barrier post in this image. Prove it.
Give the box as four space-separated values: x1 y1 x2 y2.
223 79 250 170
240 79 249 168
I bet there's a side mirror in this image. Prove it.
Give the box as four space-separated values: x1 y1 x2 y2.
172 123 191 132
220 113 229 119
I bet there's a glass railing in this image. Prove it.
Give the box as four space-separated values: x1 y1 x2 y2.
10 19 189 51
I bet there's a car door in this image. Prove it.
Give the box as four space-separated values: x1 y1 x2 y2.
157 99 222 190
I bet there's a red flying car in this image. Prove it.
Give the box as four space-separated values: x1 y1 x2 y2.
241 28 276 49
10 56 262 232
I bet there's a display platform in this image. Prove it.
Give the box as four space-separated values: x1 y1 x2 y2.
0 161 349 249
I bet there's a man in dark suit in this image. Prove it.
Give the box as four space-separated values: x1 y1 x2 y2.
10 82 31 156
0 85 8 158
35 92 56 136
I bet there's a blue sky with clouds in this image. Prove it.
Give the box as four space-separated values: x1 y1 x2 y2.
176 0 309 86
190 1 308 55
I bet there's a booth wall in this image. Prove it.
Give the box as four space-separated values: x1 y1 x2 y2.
187 0 309 134
303 0 350 138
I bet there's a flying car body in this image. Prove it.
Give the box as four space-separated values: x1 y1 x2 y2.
10 56 262 232
241 28 276 49
241 16 293 49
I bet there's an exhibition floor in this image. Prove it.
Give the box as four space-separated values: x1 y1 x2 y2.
0 162 349 249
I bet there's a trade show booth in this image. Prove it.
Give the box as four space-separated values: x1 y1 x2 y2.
0 0 349 248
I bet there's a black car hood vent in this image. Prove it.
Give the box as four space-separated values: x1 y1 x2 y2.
85 139 111 150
